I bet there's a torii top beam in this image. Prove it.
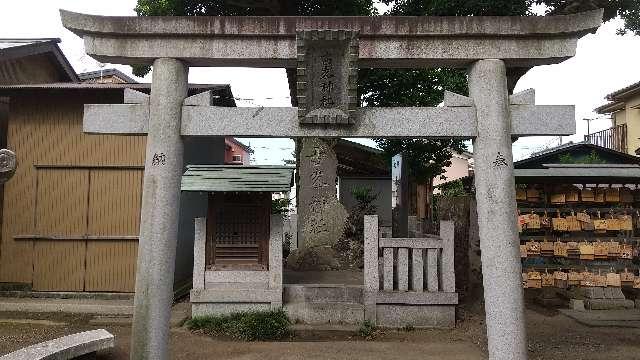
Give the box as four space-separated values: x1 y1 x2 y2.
60 9 602 69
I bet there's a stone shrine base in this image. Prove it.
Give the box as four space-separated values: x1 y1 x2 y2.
375 305 455 328
282 283 455 328
191 270 456 328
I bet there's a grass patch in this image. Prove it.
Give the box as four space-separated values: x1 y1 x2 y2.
357 320 378 339
186 308 291 341
402 324 415 332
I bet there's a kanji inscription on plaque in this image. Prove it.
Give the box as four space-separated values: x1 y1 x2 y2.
296 30 358 125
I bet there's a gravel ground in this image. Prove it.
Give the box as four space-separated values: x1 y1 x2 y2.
1 300 639 359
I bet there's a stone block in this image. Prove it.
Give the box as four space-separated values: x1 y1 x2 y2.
570 299 585 311
604 287 626 300
190 288 281 304
397 248 409 292
585 299 634 310
375 304 455 329
283 285 363 305
192 303 272 317
284 302 364 325
582 287 605 299
0 329 114 360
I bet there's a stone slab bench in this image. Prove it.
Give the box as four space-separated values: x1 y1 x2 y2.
0 329 114 360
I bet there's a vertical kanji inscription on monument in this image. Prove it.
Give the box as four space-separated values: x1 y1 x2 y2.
297 30 358 124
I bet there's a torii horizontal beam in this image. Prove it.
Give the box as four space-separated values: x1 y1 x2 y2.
83 89 575 138
60 9 603 68
84 104 574 138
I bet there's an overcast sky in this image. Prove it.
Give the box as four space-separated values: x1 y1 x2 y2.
2 0 639 164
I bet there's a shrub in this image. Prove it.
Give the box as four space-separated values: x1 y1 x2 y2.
357 320 378 339
186 308 291 341
402 324 415 332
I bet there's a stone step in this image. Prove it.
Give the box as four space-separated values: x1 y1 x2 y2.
284 302 365 325
284 284 363 305
291 323 359 338
0 290 132 300
585 299 635 310
204 282 269 290
0 297 133 315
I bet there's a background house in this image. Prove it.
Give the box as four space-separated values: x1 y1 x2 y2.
591 80 640 155
0 39 237 294
78 68 137 84
336 139 392 227
224 137 253 165
433 150 474 194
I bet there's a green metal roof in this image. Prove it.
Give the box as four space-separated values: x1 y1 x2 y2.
181 165 294 192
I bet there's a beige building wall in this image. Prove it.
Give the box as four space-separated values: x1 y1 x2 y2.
0 92 146 291
624 94 640 155
433 154 472 193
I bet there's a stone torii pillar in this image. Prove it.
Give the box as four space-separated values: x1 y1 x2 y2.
131 58 188 360
469 59 527 360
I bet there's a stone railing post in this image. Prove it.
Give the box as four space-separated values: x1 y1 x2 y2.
439 220 455 293
192 218 206 290
468 59 527 360
363 215 379 323
269 214 283 308
131 58 189 360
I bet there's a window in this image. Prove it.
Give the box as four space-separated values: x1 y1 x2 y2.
232 154 242 163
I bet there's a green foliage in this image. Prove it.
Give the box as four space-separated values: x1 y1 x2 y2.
335 186 378 267
534 0 640 36
438 179 468 197
380 0 640 35
135 0 374 17
374 139 468 183
558 150 606 164
283 232 292 259
271 198 291 214
186 309 291 341
351 186 378 205
381 0 531 16
357 319 378 339
402 324 415 332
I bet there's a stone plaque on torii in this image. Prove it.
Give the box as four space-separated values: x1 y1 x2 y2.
61 9 603 360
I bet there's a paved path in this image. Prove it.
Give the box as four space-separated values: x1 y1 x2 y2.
169 339 484 360
559 309 640 328
0 298 133 315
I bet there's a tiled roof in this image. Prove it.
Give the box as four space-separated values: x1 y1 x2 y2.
181 165 294 193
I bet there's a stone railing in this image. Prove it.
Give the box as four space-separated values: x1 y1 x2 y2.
584 123 627 153
364 215 458 328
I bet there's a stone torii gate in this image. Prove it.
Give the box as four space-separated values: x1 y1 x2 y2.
61 9 602 360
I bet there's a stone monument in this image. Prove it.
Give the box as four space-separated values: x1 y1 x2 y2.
289 118 348 268
293 29 356 264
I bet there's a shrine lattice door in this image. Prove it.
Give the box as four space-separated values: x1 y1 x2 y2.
206 193 270 270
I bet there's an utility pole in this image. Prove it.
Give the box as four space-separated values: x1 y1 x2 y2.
584 118 593 136
583 116 612 144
